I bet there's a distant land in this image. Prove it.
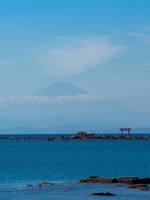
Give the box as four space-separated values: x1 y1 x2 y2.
35 82 87 97
0 121 150 134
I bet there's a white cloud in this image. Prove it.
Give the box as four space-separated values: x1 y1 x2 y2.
125 29 150 44
0 94 102 104
0 97 7 103
30 36 125 77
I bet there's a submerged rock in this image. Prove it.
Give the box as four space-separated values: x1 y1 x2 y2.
37 182 54 187
27 181 54 187
90 192 116 196
26 184 33 187
118 184 125 187
128 184 150 190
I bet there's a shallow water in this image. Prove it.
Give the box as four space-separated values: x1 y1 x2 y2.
0 134 149 199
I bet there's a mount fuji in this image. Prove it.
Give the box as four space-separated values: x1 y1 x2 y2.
35 82 87 97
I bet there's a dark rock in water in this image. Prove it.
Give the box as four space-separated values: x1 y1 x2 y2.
37 183 42 187
116 176 139 184
45 137 55 141
80 176 117 184
90 192 116 196
79 176 150 185
118 184 125 187
128 184 150 190
26 184 33 187
37 181 54 187
42 181 54 185
76 131 88 138
116 176 150 184
58 136 66 139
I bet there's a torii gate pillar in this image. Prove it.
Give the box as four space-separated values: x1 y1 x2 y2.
119 128 131 137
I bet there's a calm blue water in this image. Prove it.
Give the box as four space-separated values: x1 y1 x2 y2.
0 134 150 199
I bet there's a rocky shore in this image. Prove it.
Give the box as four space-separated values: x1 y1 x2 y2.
27 181 54 187
25 177 150 197
0 131 150 141
79 176 150 191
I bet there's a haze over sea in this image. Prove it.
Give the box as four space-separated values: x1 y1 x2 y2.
0 133 149 200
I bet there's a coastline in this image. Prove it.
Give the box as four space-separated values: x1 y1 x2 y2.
1 180 150 200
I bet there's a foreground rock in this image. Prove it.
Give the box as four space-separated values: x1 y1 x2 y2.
79 176 150 190
80 176 117 184
90 192 116 196
117 176 150 184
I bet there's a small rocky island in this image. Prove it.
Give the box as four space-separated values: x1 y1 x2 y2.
0 131 150 140
79 176 150 191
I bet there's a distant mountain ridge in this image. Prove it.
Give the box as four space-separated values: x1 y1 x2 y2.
0 126 150 134
35 82 87 97
0 118 150 134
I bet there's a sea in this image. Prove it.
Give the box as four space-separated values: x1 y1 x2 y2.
0 134 149 200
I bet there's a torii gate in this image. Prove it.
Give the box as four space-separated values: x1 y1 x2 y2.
119 128 131 137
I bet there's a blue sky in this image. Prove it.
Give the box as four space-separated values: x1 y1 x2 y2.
0 0 150 126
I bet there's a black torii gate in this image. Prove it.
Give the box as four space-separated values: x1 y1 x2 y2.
119 128 131 137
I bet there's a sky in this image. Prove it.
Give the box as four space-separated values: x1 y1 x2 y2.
0 0 150 127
